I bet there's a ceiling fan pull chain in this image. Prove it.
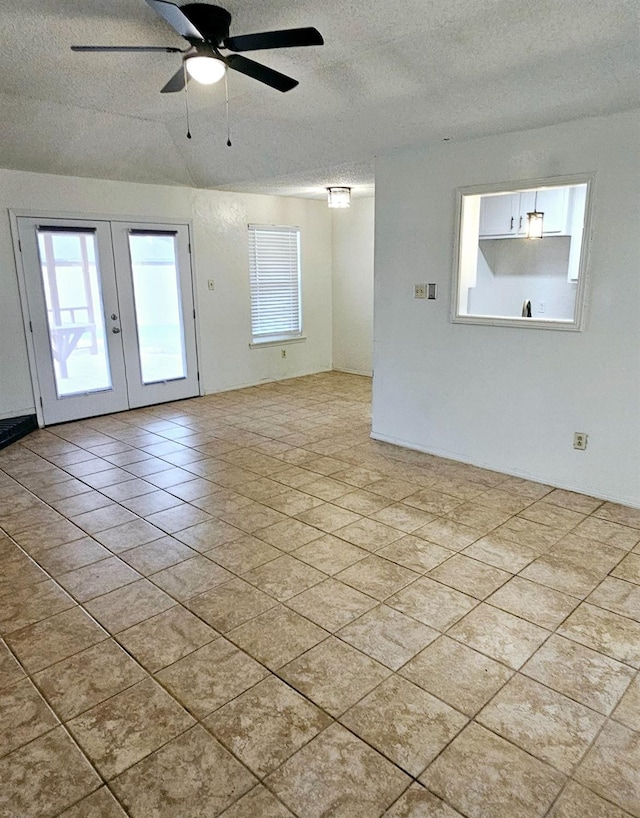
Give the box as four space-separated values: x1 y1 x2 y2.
225 71 232 147
184 62 192 139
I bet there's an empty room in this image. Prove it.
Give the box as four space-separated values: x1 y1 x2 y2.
0 1 639 817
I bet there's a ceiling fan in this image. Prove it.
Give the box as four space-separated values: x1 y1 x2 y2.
71 0 324 93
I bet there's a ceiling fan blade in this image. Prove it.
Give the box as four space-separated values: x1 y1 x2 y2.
226 54 298 92
71 45 183 52
145 0 204 40
161 66 188 93
224 27 323 52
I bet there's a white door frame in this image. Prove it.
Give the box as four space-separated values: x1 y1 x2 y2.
9 209 203 427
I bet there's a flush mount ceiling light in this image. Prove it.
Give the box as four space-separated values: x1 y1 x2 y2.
185 55 226 84
526 191 544 239
327 187 351 208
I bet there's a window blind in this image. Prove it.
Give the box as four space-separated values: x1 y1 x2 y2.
248 225 301 341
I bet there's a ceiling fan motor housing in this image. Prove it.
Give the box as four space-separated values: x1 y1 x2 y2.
181 4 231 44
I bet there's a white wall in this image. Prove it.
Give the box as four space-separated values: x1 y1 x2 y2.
0 170 333 419
373 110 640 507
331 197 375 375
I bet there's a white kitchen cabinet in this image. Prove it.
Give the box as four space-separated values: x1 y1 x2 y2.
479 186 570 238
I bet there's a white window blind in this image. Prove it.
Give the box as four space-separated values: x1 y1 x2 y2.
249 224 301 341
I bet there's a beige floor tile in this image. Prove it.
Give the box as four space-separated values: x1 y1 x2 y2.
218 785 294 817
523 633 636 714
93 518 163 552
68 676 194 779
286 578 377 631
207 535 281 574
520 554 604 598
448 603 549 669
119 536 197 575
486 576 579 630
58 786 128 817
613 552 640 584
336 554 420 600
242 554 326 601
32 537 111 576
400 635 513 716
151 556 233 601
341 675 467 776
71 504 138 535
574 721 640 816
6 607 107 673
117 606 218 672
186 577 277 633
295 502 362 532
35 639 146 720
558 602 640 667
545 489 604 515
420 722 565 818
383 783 464 816
338 604 438 669
519 501 586 530
144 505 212 534
266 722 410 818
252 517 322 552
173 518 246 552
227 605 328 669
156 638 268 719
85 578 175 633
0 726 101 818
588 576 640 621
0 579 75 635
427 554 511 599
576 516 640 550
377 536 454 573
0 640 26 690
292 533 368 574
463 534 537 572
205 675 331 777
334 518 404 551
612 673 640 731
594 502 640 529
548 780 630 818
386 576 478 630
111 724 256 817
57 557 141 602
494 516 564 549
404 488 462 515
477 674 605 774
0 677 59 757
279 636 390 716
370 502 436 533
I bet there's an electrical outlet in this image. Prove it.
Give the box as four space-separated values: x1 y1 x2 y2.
573 432 588 450
281 349 287 358
207 279 215 291
414 284 426 299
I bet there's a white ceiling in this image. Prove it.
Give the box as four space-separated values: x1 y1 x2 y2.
0 0 638 198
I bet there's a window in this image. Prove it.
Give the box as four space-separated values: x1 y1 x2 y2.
249 224 302 343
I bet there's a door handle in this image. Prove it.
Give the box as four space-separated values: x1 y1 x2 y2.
112 327 121 334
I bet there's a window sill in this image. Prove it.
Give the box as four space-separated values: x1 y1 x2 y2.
249 336 307 349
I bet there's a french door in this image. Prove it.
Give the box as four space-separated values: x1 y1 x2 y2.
17 217 199 426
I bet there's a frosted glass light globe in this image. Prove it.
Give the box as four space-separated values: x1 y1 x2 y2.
186 56 226 85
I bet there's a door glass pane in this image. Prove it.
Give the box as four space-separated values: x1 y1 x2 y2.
36 229 112 397
128 233 187 384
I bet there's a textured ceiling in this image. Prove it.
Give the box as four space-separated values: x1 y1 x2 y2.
0 0 638 197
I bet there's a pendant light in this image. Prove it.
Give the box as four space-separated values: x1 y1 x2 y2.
327 187 351 208
526 191 544 239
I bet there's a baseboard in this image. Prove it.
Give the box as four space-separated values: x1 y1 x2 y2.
370 430 640 510
0 414 38 451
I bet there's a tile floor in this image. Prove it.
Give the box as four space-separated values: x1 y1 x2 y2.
0 371 639 817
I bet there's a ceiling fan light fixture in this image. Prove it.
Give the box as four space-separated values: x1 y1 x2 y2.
185 55 226 84
327 187 351 208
